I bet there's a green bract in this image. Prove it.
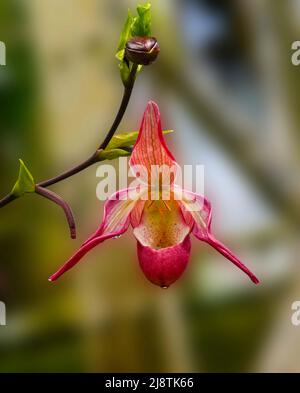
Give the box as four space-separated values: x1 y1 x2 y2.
116 11 133 62
98 148 131 161
107 129 173 150
98 129 173 161
116 3 152 85
11 159 35 197
131 3 151 37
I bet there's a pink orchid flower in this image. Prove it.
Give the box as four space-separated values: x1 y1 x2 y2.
49 101 259 287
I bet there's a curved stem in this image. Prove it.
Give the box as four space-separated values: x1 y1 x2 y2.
0 193 17 209
99 64 138 150
0 64 138 208
37 153 97 188
38 64 138 188
35 186 76 239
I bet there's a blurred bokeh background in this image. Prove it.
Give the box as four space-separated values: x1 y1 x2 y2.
1 0 300 372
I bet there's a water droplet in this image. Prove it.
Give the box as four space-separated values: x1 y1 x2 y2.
114 235 121 239
161 285 169 289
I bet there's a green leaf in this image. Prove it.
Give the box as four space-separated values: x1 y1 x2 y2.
116 10 133 61
11 159 35 197
131 3 152 37
107 129 173 150
98 148 131 161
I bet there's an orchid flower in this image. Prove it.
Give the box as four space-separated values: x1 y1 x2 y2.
49 101 259 287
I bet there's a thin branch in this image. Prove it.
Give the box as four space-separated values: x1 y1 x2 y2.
99 64 138 150
0 193 17 209
37 153 98 189
35 186 76 239
0 64 138 208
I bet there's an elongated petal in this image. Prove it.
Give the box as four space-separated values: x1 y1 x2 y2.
49 189 137 281
130 101 178 185
204 235 259 284
49 231 128 282
176 187 259 284
137 235 191 288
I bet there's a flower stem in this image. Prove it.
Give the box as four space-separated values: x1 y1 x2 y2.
0 193 17 208
35 185 76 239
0 64 138 207
99 64 138 150
37 153 97 188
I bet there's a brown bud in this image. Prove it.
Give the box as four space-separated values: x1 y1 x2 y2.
125 36 160 65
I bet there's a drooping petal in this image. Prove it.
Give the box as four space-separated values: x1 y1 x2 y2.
137 235 191 288
175 187 259 284
49 232 128 282
129 101 178 185
49 188 138 281
203 235 259 284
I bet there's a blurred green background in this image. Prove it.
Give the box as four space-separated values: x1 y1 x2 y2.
1 0 300 372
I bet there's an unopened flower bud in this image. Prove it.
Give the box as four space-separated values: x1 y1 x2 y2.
125 37 160 65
